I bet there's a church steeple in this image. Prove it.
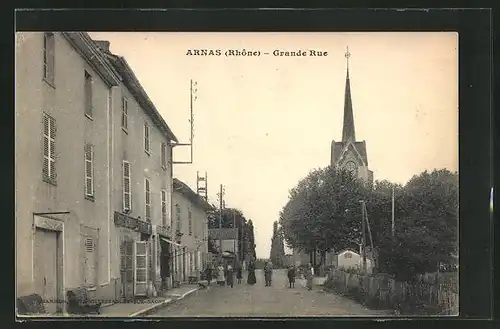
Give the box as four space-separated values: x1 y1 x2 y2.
342 47 356 143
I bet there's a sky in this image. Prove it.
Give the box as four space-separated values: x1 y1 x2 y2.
89 32 458 258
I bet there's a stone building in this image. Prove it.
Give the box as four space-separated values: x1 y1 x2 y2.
15 32 179 314
16 32 122 313
172 178 212 284
331 49 374 183
96 41 178 299
293 49 374 271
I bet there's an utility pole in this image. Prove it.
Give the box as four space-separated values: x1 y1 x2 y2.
233 209 237 264
391 186 395 236
218 184 225 262
172 79 197 164
360 201 367 274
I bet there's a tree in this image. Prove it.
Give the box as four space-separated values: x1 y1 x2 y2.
370 169 458 280
246 220 257 260
269 221 286 268
280 166 366 268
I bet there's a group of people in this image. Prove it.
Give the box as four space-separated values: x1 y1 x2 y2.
204 260 315 290
286 262 314 290
204 262 243 288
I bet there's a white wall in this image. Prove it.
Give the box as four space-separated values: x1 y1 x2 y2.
337 250 373 273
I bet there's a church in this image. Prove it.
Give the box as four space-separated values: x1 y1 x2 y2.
292 48 374 269
331 48 373 184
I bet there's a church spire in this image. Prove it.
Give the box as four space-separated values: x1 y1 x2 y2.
342 46 356 143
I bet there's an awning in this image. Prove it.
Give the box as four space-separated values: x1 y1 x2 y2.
160 237 182 247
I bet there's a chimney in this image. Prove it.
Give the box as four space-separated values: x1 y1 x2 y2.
94 40 110 52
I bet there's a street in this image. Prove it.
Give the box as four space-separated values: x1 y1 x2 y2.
149 269 388 317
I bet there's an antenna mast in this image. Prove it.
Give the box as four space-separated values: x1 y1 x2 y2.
172 79 196 164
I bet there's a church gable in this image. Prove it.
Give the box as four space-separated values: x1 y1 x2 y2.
337 141 366 168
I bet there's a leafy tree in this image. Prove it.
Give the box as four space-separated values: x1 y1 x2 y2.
280 166 366 268
269 221 286 268
371 169 458 279
246 220 257 260
280 164 458 281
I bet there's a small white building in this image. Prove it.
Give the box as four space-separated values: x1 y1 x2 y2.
336 249 373 274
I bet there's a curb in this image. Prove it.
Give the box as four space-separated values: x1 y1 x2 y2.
130 287 200 317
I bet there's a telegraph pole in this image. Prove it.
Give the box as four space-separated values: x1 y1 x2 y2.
391 186 395 236
218 184 225 262
360 201 367 274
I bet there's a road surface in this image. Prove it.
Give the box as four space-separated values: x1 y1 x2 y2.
149 269 389 317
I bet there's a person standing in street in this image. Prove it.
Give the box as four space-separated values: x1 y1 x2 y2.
236 263 242 284
287 265 296 288
247 259 257 285
264 261 274 287
305 263 314 291
205 263 213 286
217 263 225 286
226 264 234 288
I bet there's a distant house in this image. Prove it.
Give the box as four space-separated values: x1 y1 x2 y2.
292 248 336 268
208 228 238 255
336 249 374 274
172 178 213 284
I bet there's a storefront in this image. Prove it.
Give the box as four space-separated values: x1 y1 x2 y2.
155 225 180 292
114 211 152 300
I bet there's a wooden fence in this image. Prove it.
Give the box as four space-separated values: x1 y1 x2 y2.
325 269 458 315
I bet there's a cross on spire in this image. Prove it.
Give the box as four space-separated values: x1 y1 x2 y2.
342 46 356 142
345 46 351 71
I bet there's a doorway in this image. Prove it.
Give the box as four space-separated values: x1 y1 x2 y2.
159 239 170 290
34 228 60 313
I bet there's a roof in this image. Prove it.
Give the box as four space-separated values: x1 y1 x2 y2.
209 228 238 240
95 43 178 143
61 33 121 88
333 141 369 166
337 248 359 255
342 68 356 142
173 178 214 211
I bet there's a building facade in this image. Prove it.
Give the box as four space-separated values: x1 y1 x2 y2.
331 50 373 183
335 249 374 274
172 178 211 284
16 32 122 313
16 32 179 314
96 41 178 299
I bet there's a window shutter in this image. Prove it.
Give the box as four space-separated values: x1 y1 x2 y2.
43 33 55 82
176 205 181 231
123 161 131 210
161 143 166 168
144 123 150 153
84 71 92 117
145 179 151 220
133 241 149 296
122 98 128 129
161 190 167 226
42 113 56 182
84 144 94 197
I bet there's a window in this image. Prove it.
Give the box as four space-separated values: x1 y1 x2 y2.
84 70 93 118
42 113 57 184
161 143 167 169
84 144 94 198
161 189 167 226
121 97 128 131
175 204 181 232
123 161 131 211
144 123 150 154
188 210 192 236
43 32 55 85
145 178 151 221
